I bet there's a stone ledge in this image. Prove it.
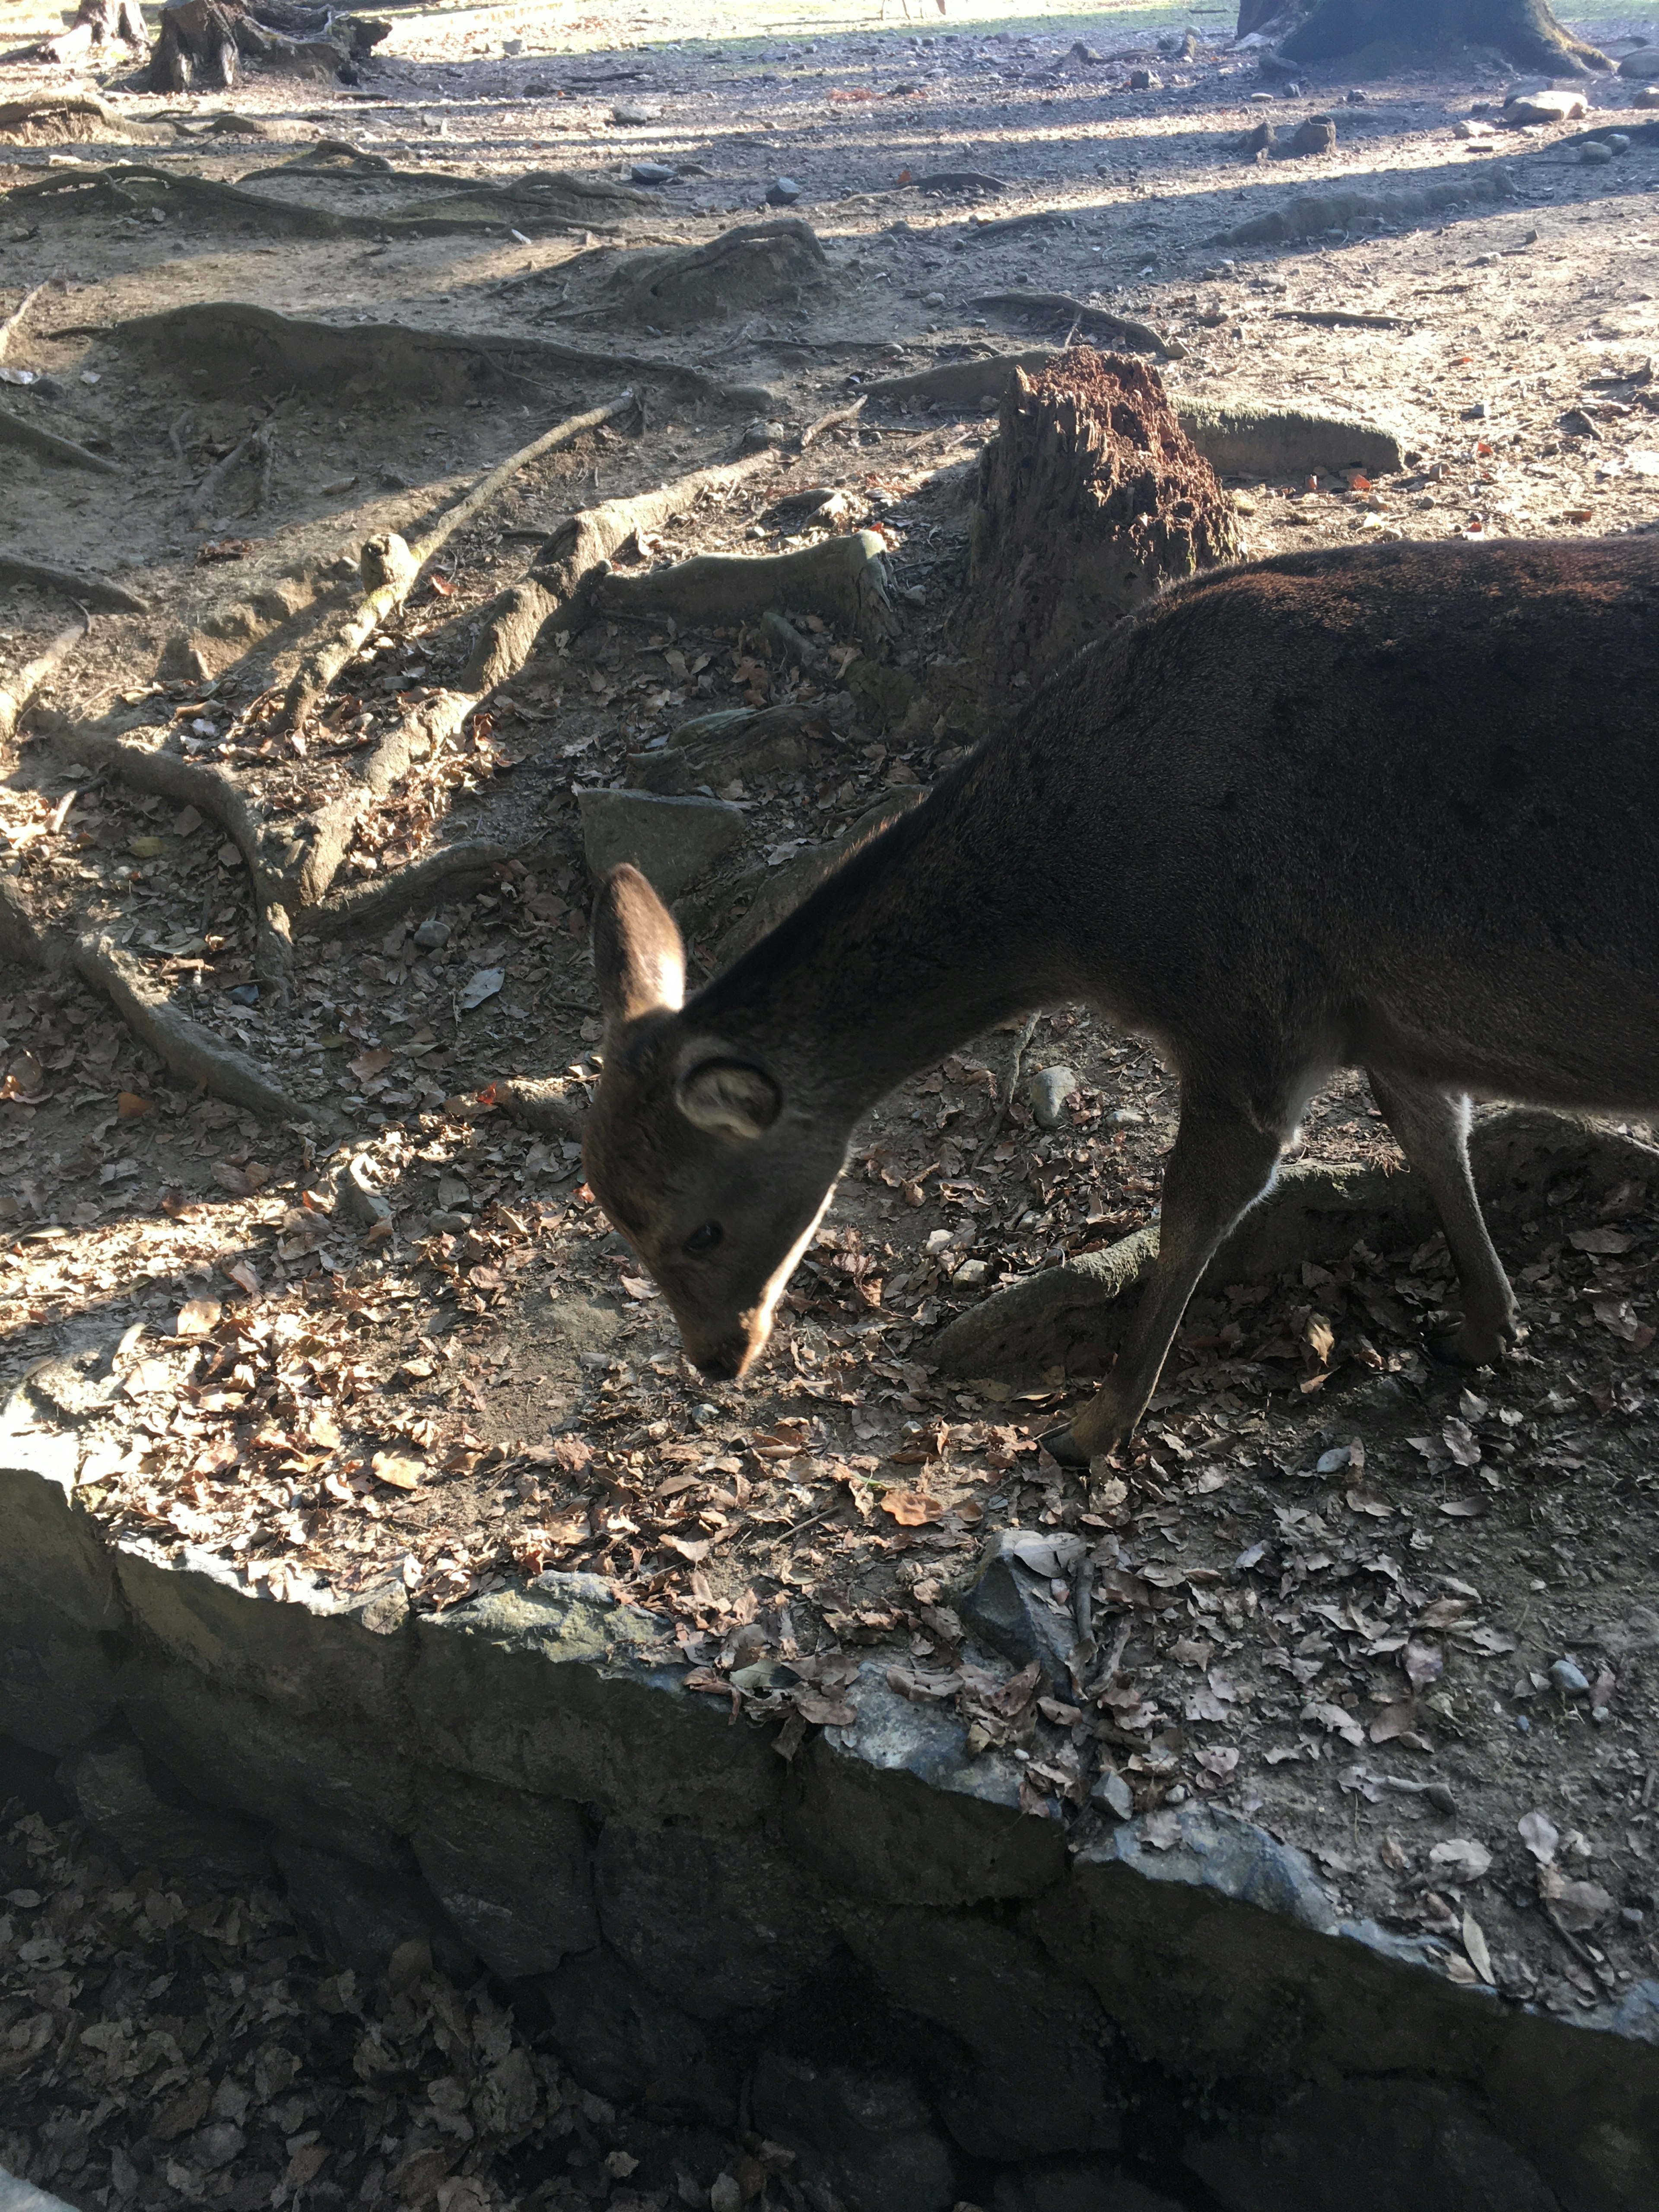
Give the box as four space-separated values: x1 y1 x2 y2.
3 1398 1656 2212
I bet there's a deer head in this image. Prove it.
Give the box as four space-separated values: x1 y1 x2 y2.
581 866 849 1381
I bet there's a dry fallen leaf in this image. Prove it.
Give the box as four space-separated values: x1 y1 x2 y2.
1518 1809 1560 1865
1462 1909 1494 1985
371 1450 424 1491
175 1297 222 1339
116 1090 152 1119
880 1487 945 1526
1430 1837 1492 1883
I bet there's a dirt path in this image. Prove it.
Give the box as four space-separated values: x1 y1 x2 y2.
4 0 1659 2080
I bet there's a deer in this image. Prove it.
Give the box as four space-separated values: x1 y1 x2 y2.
582 535 1659 1467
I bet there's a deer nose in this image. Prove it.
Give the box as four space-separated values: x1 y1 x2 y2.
692 1339 747 1382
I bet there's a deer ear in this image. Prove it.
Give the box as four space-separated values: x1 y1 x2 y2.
676 1057 782 1141
593 864 686 1024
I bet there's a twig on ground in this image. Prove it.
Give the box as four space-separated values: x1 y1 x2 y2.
798 396 866 451
0 405 119 476
0 278 55 365
0 551 145 613
1274 308 1411 331
279 392 633 735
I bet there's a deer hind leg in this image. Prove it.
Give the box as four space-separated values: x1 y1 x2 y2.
1045 1095 1290 1465
1365 1068 1516 1365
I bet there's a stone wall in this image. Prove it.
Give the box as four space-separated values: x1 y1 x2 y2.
4 1399 1657 2212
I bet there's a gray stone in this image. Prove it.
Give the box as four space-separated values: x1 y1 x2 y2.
750 2051 958 2212
411 1769 597 1979
60 1742 273 1884
594 1820 838 2021
842 1908 1123 2162
1092 1768 1134 1821
1619 46 1659 76
1186 2082 1560 2212
1580 140 1615 165
766 176 802 205
1551 1658 1590 1695
411 1577 782 1826
1503 88 1586 124
528 1945 742 2126
413 916 449 949
578 789 747 901
273 1840 476 1982
1031 1065 1078 1128
994 2164 1183 2212
786 1663 1066 1906
112 1537 413 1726
957 1532 1083 1685
124 1665 412 1868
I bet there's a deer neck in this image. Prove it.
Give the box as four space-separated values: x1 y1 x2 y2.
689 771 1060 1119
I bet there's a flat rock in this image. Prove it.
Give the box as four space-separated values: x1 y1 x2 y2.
1504 88 1588 124
578 789 747 901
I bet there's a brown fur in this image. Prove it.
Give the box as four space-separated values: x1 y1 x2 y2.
585 536 1659 1456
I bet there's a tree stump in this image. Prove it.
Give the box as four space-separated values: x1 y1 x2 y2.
1243 0 1609 73
149 0 242 89
955 349 1243 696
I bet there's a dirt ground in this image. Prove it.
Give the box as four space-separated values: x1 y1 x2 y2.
5 0 1659 2110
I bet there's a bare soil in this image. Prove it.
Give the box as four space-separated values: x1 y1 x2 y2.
5 0 1659 2087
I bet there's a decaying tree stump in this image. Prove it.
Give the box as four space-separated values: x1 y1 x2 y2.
146 0 346 92
35 0 147 65
955 349 1243 696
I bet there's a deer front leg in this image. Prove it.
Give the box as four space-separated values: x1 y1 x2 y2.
1043 1098 1290 1467
1365 1068 1517 1366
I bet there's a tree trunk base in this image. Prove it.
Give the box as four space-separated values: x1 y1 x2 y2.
1265 0 1609 76
954 349 1242 697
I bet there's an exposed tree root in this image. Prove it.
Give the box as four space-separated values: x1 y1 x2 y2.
0 879 324 1125
43 718 301 995
3 163 535 244
931 1108 1659 1378
968 293 1185 361
0 94 169 146
280 392 632 736
536 450 775 597
0 619 85 748
0 406 120 477
488 1077 587 1140
1221 163 1518 248
0 553 146 614
79 934 322 1122
863 351 1057 410
594 529 898 649
595 218 830 331
108 301 753 409
295 839 515 938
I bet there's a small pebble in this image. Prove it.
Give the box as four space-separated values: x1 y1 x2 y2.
1608 132 1632 152
922 290 947 307
631 161 676 184
1091 1769 1134 1820
427 1209 470 1233
1550 1657 1590 1694
413 916 450 950
1314 1446 1351 1475
1030 1065 1078 1128
953 1257 990 1287
1580 140 1615 165
226 983 259 1006
1516 1714 1531 1734
1165 1783 1189 1806
1105 1103 1146 1127
766 176 802 205
1621 1906 1645 1927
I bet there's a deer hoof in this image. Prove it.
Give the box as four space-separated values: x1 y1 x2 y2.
1430 1317 1515 1369
1038 1423 1090 1468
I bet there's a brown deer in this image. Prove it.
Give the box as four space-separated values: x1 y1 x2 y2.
583 536 1659 1465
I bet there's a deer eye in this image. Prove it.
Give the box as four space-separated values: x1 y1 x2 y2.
684 1221 723 1257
